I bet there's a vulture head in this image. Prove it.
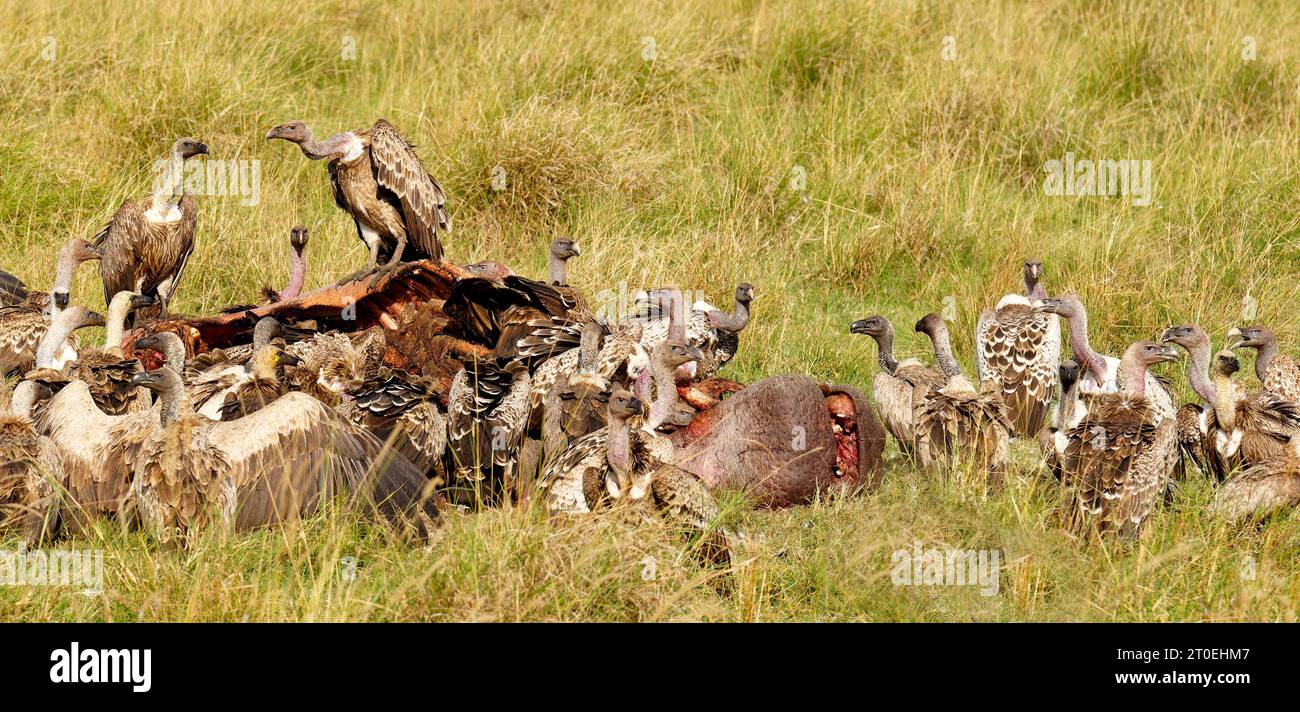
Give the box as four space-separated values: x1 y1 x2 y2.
289 225 310 250
131 367 184 395
1033 295 1083 319
656 337 705 369
171 138 209 159
549 238 581 260
252 317 286 348
60 305 106 330
849 315 890 338
607 387 648 421
1023 260 1043 286
1160 324 1209 352
462 260 515 282
265 121 312 144
913 313 948 338
52 238 103 310
735 282 756 306
1214 349 1241 378
1227 325 1275 351
1127 341 1180 368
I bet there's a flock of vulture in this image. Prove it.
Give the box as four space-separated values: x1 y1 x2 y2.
851 261 1300 537
0 118 1295 577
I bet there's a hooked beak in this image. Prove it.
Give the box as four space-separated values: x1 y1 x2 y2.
84 311 106 328
686 345 706 363
631 396 648 418
570 242 581 256
1226 327 1246 349
1159 327 1178 344
849 319 870 335
279 352 302 367
130 371 156 387
129 294 157 310
195 143 209 156
265 127 282 141
1155 346 1180 364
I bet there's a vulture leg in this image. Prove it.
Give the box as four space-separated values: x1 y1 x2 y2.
369 233 407 288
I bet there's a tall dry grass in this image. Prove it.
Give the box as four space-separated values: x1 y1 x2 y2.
0 0 1296 620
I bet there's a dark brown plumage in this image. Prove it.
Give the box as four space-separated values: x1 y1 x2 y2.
975 261 1060 437
95 138 207 325
266 119 450 275
446 356 531 505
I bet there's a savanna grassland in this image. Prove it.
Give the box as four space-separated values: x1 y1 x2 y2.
0 0 1297 621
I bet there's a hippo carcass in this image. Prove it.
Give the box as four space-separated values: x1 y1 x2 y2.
669 374 885 508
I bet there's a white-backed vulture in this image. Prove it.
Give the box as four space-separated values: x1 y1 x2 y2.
35 291 157 415
1059 341 1180 539
1160 324 1232 481
127 368 437 544
218 345 302 420
975 260 1060 437
1213 435 1300 523
266 119 450 278
1229 325 1300 403
633 337 705 434
0 380 66 544
547 237 581 286
849 314 945 456
541 388 659 514
913 314 1012 485
95 138 208 324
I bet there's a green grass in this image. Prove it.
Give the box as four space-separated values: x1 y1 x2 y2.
1 0 1298 621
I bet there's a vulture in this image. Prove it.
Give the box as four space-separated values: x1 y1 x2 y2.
1203 350 1300 468
1229 325 1300 403
1160 324 1232 481
699 282 754 378
913 314 1012 485
340 368 448 478
0 380 65 544
1035 295 1175 422
1059 341 1180 539
1039 359 1081 480
974 260 1060 437
633 336 705 434
445 356 531 506
95 137 208 324
2 304 99 377
266 119 451 278
267 225 310 303
625 287 741 381
1213 435 1300 523
128 368 438 544
849 314 945 455
0 238 103 375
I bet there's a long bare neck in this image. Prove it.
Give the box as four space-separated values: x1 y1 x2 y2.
151 148 187 212
927 325 963 380
35 312 79 367
51 248 80 317
712 299 750 332
873 328 898 374
160 337 187 373
280 245 307 301
1118 355 1148 398
1212 371 1237 429
1066 308 1107 382
1254 340 1278 382
1026 277 1047 301
9 381 37 420
103 295 134 355
548 254 568 285
666 292 686 342
646 348 680 428
1185 339 1216 405
606 412 631 474
158 380 193 427
300 130 350 161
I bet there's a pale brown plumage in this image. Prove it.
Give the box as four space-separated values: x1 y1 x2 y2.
975 261 1060 437
1229 325 1300 404
850 315 944 456
266 119 450 271
0 306 79 376
1213 436 1300 523
541 389 660 514
1160 325 1232 482
0 382 66 544
1059 341 1180 539
341 368 448 478
1204 350 1300 470
128 368 437 544
218 346 300 420
913 314 1012 484
95 138 207 324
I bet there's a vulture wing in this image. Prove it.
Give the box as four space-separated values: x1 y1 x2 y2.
367 119 450 263
205 392 436 535
975 302 1058 437
1263 355 1300 403
0 269 29 306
